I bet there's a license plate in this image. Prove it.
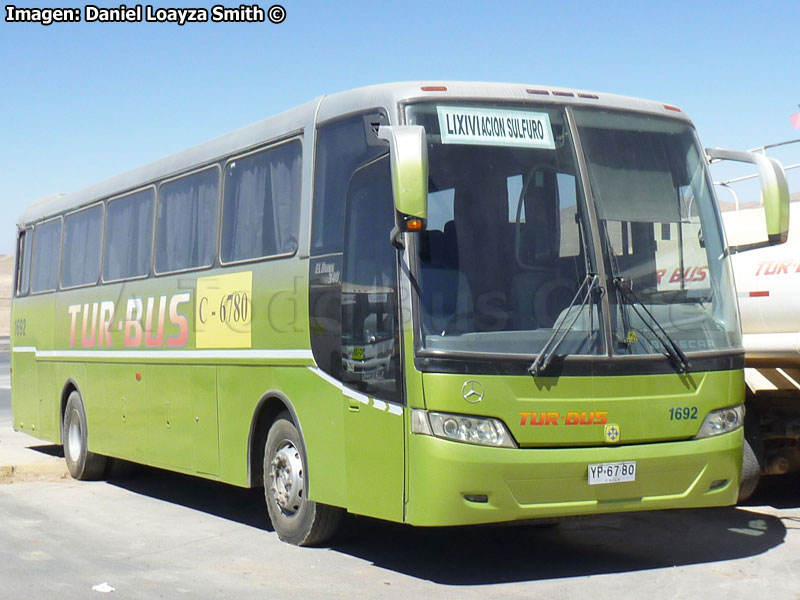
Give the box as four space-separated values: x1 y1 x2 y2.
588 461 636 485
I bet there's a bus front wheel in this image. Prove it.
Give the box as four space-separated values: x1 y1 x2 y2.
738 437 761 502
62 390 107 480
263 414 342 546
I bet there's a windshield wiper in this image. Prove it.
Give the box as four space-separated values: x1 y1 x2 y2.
529 273 600 377
612 277 691 373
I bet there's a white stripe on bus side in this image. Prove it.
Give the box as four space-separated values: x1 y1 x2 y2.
306 366 403 416
11 346 314 360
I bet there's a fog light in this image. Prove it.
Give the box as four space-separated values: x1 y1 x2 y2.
463 494 489 503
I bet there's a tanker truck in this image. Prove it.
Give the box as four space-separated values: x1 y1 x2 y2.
713 140 799 499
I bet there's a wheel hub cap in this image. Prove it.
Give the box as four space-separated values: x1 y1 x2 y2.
67 412 82 463
269 442 304 515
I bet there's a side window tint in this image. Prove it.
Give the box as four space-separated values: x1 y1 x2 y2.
30 219 62 293
61 204 103 288
222 140 301 263
104 189 154 281
156 168 219 274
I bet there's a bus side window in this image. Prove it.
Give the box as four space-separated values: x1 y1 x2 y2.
15 227 32 296
311 111 388 256
104 189 155 282
61 204 103 289
221 140 301 263
156 167 220 274
30 218 62 294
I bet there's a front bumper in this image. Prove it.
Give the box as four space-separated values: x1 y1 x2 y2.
405 428 742 526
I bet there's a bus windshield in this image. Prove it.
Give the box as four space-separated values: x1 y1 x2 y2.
405 102 741 360
574 108 741 357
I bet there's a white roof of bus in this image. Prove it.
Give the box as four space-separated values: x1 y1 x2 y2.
18 81 691 226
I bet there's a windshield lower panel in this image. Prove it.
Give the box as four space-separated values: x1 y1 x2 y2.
416 352 744 377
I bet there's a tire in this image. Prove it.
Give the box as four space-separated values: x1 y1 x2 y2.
263 414 342 546
62 390 107 481
738 437 761 502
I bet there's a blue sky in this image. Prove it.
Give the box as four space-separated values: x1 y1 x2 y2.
1 0 798 254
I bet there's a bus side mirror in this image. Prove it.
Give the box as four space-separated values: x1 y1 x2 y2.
377 125 428 247
707 147 790 251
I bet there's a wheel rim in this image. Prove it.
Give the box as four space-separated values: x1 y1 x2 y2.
67 410 83 463
269 440 304 516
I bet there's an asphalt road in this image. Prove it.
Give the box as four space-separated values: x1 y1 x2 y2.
1 350 799 599
1 471 799 600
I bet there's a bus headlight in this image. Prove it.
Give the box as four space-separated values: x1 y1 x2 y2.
693 405 744 439
411 409 517 448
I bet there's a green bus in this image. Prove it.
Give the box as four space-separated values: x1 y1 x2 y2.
11 82 789 546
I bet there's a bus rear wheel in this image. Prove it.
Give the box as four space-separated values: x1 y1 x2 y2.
263 414 342 546
62 390 107 480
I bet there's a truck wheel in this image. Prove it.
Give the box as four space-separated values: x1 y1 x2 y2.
263 414 342 546
738 438 761 502
62 391 107 480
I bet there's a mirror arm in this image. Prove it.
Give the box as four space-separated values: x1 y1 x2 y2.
390 225 404 249
728 240 772 255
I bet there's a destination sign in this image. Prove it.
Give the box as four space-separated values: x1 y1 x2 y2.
437 106 555 149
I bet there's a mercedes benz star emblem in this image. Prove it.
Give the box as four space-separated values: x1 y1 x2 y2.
462 380 485 403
